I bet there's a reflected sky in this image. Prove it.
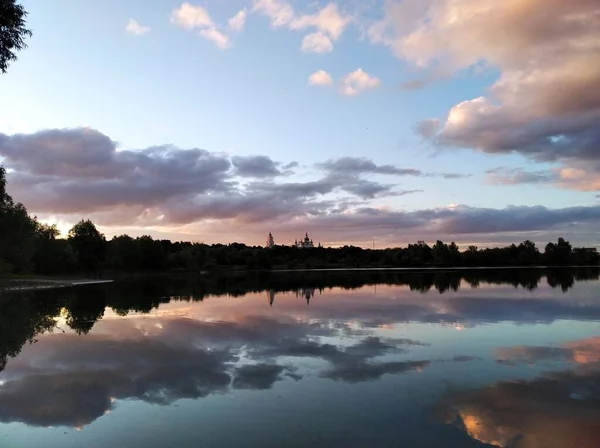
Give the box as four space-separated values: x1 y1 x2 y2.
0 269 599 447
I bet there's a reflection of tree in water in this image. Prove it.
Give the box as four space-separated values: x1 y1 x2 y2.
64 287 107 335
0 290 61 372
546 270 576 292
0 286 108 371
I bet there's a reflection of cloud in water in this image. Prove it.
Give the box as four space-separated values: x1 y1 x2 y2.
255 335 430 383
209 286 600 330
441 336 600 447
494 336 600 366
232 364 285 390
0 316 431 428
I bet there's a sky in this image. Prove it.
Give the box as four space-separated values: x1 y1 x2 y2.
0 0 599 248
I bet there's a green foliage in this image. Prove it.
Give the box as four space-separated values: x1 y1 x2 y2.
0 0 32 73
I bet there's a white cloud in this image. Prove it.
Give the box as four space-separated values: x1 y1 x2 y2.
200 27 232 49
171 3 213 30
308 70 333 86
373 0 600 192
171 3 231 50
229 9 247 32
301 31 333 53
253 1 351 53
252 0 294 27
339 69 381 96
125 19 150 36
290 3 351 40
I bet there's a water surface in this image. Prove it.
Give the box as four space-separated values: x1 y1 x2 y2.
1 268 599 447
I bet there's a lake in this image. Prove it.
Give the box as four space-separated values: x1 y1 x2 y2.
1 268 600 447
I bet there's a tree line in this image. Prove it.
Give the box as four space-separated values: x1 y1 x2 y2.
1 166 598 276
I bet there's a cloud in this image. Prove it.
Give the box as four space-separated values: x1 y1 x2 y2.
0 129 409 225
485 167 559 186
253 1 352 53
199 27 231 49
125 19 150 36
2 128 600 245
171 3 231 49
228 9 247 32
171 3 213 29
372 0 600 191
290 3 351 40
252 0 295 28
231 155 285 178
301 31 333 53
414 119 440 139
440 173 471 180
308 69 333 86
339 69 381 96
318 157 422 176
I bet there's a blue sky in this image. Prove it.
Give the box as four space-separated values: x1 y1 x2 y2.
1 0 599 247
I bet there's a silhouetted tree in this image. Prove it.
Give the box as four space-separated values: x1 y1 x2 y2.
68 219 106 271
0 0 32 73
137 235 168 270
32 222 77 274
0 166 37 273
106 235 143 271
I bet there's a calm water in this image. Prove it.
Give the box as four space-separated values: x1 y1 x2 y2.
1 268 600 447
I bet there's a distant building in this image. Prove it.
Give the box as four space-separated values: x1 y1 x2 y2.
294 233 315 248
265 232 275 248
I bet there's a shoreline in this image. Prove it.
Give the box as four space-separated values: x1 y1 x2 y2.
0 278 114 292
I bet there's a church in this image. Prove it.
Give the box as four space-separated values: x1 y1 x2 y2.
265 232 275 248
295 233 315 248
